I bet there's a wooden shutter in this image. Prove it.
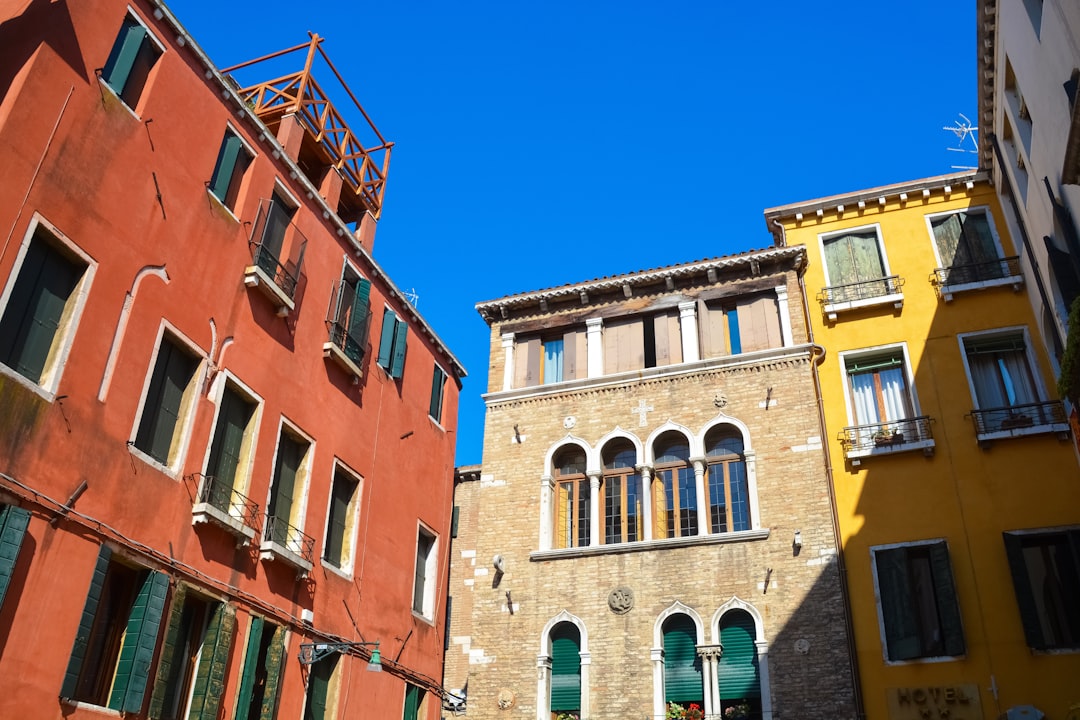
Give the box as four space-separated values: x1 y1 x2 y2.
604 318 645 373
324 473 353 567
206 387 252 503
929 543 965 657
403 683 423 720
875 547 921 661
0 505 30 610
234 617 264 720
1003 533 1044 649
268 434 302 543
652 312 682 366
111 570 169 713
698 301 726 359
262 197 292 259
736 296 781 353
305 655 336 720
718 611 760 699
189 603 237 720
260 625 287 720
136 340 197 464
390 320 408 379
60 545 113 699
450 506 460 538
148 582 187 718
377 310 397 368
348 278 372 350
663 616 702 703
521 337 541 386
102 18 147 95
209 133 244 202
550 624 581 711
429 366 446 420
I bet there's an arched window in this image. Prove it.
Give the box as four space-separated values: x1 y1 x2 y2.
717 610 761 717
704 427 750 533
653 433 696 539
602 439 641 544
663 614 702 708
553 446 589 548
550 622 581 716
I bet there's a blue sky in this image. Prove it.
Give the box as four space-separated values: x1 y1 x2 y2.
170 0 975 465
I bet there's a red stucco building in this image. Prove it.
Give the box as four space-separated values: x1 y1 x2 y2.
0 2 464 719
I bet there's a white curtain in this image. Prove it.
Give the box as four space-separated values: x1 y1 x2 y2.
969 352 1037 407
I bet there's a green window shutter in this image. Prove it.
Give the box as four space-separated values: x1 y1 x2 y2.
324 474 353 567
135 340 197 464
350 278 372 340
110 570 169 713
209 133 244 203
260 625 287 720
102 17 147 95
268 434 302 543
1003 533 1046 649
390 320 408 379
717 611 759 700
429 366 445 420
450 506 460 538
928 543 965 656
663 616 701 703
403 683 423 720
413 532 433 614
377 309 397 368
206 387 253 507
0 505 30 609
304 655 337 720
875 547 920 661
189 603 236 720
148 582 187 718
234 617 264 720
0 236 81 383
550 624 581 712
60 544 113 699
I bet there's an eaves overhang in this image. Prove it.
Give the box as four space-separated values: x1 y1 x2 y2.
976 0 998 172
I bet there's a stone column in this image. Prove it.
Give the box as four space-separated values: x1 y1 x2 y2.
651 647 665 720
756 640 773 720
697 645 724 718
539 475 554 550
589 473 601 547
579 651 592 718
638 465 654 541
774 285 793 347
536 654 552 720
679 301 700 362
501 333 515 391
586 318 604 378
691 458 708 536
744 451 759 531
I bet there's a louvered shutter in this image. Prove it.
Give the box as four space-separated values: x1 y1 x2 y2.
189 603 236 719
429 366 446 420
377 310 397 368
550 624 581 711
875 547 920 661
260 626 287 720
324 475 353 567
304 655 336 720
390 320 408 379
148 582 187 718
1003 532 1045 649
718 611 760 699
349 278 372 345
102 18 147 95
663 616 701 703
60 545 112 699
111 571 169 713
209 134 244 202
268 435 302 544
0 505 30 609
403 684 423 720
929 543 965 657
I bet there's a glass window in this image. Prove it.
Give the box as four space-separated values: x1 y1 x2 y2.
930 211 1004 282
234 617 286 720
413 527 437 617
1003 530 1080 650
654 433 696 539
847 353 914 428
323 468 359 570
265 428 311 557
203 383 257 511
543 338 564 383
554 447 589 549
705 428 749 533
602 441 641 544
429 365 447 421
963 335 1039 409
134 336 199 466
328 268 371 365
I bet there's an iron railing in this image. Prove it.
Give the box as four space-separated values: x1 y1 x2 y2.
969 400 1067 435
193 473 260 531
818 275 904 305
931 256 1021 288
248 198 307 300
326 307 371 365
263 514 315 565
838 415 933 453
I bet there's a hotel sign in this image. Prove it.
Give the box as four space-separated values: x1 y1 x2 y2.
887 685 982 720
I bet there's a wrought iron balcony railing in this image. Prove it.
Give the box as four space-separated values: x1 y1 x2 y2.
838 415 934 454
818 275 904 306
252 243 299 299
931 256 1022 288
969 400 1067 435
263 514 316 565
193 474 260 531
326 305 371 365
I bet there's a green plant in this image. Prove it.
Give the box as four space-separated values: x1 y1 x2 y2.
666 703 686 720
1058 296 1080 404
556 713 579 720
724 701 751 720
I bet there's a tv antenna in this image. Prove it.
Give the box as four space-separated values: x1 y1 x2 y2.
943 113 979 170
403 288 420 307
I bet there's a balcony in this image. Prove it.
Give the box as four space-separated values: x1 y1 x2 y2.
190 474 260 545
838 415 935 465
818 276 904 321
323 308 371 384
930 256 1023 301
969 401 1070 446
243 198 308 317
260 514 315 576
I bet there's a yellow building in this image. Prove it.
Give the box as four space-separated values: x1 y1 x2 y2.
765 172 1080 720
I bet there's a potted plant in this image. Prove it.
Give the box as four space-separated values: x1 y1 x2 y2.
666 703 686 720
724 701 751 720
1000 412 1034 430
873 429 892 447
684 704 703 720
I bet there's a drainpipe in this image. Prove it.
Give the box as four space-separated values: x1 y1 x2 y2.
773 219 865 720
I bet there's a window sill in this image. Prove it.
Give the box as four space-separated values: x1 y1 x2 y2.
845 439 935 466
260 539 313 576
97 78 140 120
323 341 363 383
205 187 241 223
823 293 904 322
530 528 770 560
0 362 57 402
128 445 180 478
938 275 1023 302
320 560 354 580
977 422 1070 446
883 652 966 666
411 609 436 626
59 699 122 716
244 264 295 317
192 502 257 545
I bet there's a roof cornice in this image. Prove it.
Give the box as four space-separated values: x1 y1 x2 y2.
976 0 998 170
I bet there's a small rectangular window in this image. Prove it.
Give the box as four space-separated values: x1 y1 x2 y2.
102 14 162 109
234 618 286 720
413 527 437 618
265 427 312 558
134 335 200 467
0 225 89 388
403 683 425 720
304 653 339 720
208 130 253 212
323 467 359 570
872 541 965 661
429 365 447 421
377 308 408 379
1003 530 1080 650
203 382 257 511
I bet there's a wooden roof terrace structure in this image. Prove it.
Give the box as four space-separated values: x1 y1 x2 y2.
222 34 392 221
